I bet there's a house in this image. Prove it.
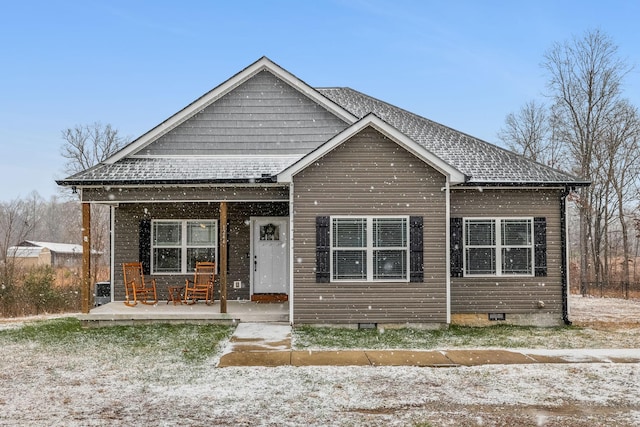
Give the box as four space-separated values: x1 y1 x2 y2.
7 241 84 268
57 57 588 327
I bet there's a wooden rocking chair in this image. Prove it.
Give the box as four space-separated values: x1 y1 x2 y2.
184 262 215 305
122 262 158 306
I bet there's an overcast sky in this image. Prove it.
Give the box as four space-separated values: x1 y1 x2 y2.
1 0 639 201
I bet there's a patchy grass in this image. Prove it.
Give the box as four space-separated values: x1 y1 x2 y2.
0 317 235 364
293 323 632 350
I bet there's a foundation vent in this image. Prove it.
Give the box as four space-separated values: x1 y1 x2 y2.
358 323 377 330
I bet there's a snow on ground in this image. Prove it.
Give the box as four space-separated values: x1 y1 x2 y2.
1 346 638 426
1 296 639 426
569 294 640 324
0 313 74 331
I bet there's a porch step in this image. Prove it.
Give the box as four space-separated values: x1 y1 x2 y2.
251 293 288 303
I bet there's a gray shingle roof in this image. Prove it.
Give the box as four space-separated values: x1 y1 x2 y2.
59 81 586 187
317 87 585 185
61 156 300 185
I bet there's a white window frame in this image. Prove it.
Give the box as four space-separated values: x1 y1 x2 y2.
151 219 218 274
463 217 534 277
330 216 409 282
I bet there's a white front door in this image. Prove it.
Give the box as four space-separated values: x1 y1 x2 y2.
252 217 289 294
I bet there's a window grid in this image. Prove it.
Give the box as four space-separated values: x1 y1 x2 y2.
464 218 533 277
151 219 217 274
331 216 409 282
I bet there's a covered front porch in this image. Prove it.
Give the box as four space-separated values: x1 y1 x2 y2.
74 185 292 321
79 300 289 327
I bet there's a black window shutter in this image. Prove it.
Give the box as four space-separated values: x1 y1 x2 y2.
316 216 330 283
534 217 547 277
450 217 463 277
409 216 424 282
139 219 151 275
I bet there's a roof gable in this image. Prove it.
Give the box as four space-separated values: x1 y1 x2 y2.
135 70 350 157
277 114 466 184
105 57 358 164
318 88 588 186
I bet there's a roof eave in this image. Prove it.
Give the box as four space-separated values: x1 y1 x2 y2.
56 176 279 187
456 180 591 188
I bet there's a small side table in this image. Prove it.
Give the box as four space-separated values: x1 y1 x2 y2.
167 286 185 305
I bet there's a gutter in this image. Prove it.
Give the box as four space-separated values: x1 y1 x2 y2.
55 176 279 187
560 186 572 326
458 180 591 188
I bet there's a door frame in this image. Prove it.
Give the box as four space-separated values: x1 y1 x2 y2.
249 216 290 296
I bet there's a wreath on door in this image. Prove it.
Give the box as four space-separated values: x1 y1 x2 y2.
261 223 279 240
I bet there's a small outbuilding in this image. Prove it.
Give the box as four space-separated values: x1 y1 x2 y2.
7 241 84 268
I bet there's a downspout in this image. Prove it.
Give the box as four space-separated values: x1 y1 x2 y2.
560 186 572 325
445 178 451 324
288 183 295 326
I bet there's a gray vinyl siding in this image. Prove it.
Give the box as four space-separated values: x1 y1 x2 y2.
82 186 289 203
112 201 288 301
450 188 564 315
291 127 448 325
139 71 349 156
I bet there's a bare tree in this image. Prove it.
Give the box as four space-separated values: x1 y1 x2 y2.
635 217 640 283
542 29 633 292
0 193 41 255
0 194 40 289
60 122 129 175
498 100 567 168
602 101 640 290
60 123 130 282
34 195 80 244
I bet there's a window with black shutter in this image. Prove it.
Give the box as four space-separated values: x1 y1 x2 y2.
315 216 330 283
139 219 151 275
316 215 413 282
450 217 463 277
409 216 423 282
534 217 547 277
452 217 546 277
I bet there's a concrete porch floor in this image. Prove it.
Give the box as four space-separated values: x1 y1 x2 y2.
79 300 289 326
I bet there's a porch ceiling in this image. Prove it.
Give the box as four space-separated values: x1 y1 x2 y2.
79 185 291 203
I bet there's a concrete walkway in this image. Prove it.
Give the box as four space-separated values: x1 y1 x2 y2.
217 323 640 367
